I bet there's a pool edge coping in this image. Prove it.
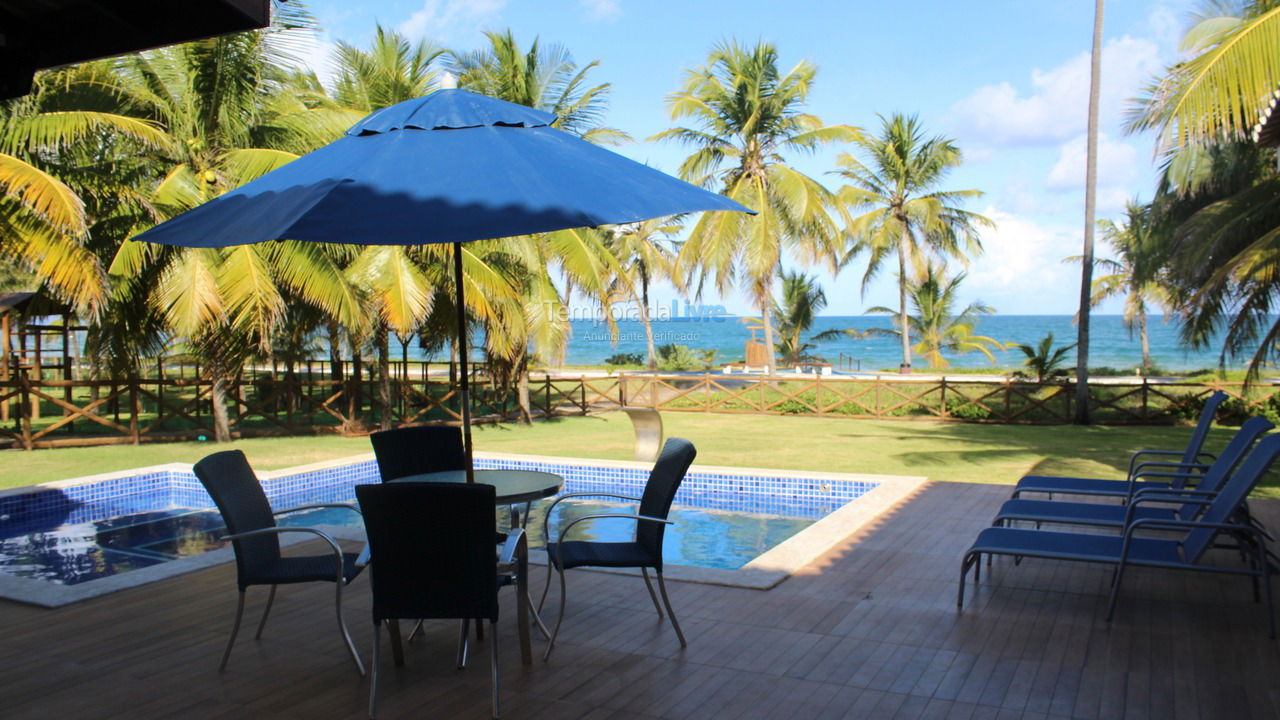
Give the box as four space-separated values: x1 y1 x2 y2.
1 451 926 604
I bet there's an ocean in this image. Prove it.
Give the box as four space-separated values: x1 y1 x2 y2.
551 314 1240 371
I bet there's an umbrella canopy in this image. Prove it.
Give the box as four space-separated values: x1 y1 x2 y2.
132 89 748 247
132 88 751 477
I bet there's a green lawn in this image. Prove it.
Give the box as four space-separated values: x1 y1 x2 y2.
0 411 1267 497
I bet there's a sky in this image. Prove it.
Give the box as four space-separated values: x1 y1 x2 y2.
296 0 1194 316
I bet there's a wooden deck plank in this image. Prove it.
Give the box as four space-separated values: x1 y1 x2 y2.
2 482 1278 719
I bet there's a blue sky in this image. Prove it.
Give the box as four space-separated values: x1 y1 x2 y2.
297 0 1191 316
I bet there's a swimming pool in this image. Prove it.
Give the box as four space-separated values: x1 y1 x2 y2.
0 452 921 605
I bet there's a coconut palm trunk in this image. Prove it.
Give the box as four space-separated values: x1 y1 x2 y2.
756 276 778 374
210 373 232 443
1139 311 1151 369
638 275 658 371
376 328 392 431
1075 0 1104 424
898 229 912 372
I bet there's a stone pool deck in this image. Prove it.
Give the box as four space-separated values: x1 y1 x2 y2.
3 481 1279 719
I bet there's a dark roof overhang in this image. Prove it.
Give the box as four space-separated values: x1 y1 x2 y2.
0 0 271 99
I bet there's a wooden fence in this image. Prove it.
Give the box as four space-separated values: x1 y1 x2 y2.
0 368 624 450
5 365 1278 450
618 373 1280 425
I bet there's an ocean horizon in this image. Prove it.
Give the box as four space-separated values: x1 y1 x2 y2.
547 314 1244 371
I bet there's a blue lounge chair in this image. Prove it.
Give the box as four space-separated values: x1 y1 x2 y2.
1011 390 1228 499
958 432 1280 637
994 416 1273 530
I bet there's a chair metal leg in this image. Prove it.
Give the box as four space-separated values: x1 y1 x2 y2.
336 578 366 676
1105 560 1129 623
219 590 247 671
958 552 974 608
369 624 381 719
655 571 686 648
1258 541 1276 639
543 567 568 661
457 619 470 668
254 585 277 640
641 568 664 619
490 619 501 719
407 619 425 643
537 561 554 612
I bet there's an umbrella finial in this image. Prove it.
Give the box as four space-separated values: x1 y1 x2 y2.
439 71 458 90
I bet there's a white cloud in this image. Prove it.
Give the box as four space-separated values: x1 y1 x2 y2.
964 207 1082 312
397 0 507 43
949 36 1163 146
579 0 622 22
1044 133 1139 191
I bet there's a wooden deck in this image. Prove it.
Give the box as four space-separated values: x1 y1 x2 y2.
5 482 1280 719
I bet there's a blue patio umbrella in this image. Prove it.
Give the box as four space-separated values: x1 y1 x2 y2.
132 89 751 478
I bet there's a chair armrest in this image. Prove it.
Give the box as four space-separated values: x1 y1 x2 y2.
541 492 642 542
273 503 362 517
554 513 672 545
1124 517 1263 537
552 513 673 567
498 528 527 566
1132 487 1217 500
1130 460 1209 476
1123 493 1213 526
1118 517 1265 568
1126 470 1205 498
1127 449 1186 476
221 527 348 582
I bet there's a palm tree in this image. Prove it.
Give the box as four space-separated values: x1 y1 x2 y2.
867 265 1004 369
1074 201 1169 370
0 62 172 315
106 8 362 441
834 113 990 374
653 40 861 374
1076 0 1105 424
330 26 446 429
1126 1 1280 380
1128 1 1280 152
605 218 682 370
446 29 632 418
448 29 628 145
1017 333 1078 383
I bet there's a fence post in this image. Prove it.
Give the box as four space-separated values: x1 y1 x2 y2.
544 377 552 418
581 379 587 414
619 374 627 406
1141 377 1149 419
129 377 141 445
941 377 948 417
18 370 32 450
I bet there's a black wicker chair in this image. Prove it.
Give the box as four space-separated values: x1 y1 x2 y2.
538 437 697 659
356 481 530 719
192 450 366 675
369 425 465 481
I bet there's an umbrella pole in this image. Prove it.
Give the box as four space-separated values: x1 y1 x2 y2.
453 241 474 483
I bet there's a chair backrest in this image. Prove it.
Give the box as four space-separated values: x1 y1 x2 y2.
192 450 280 588
355 482 499 623
1181 432 1280 561
636 438 697 563
1175 416 1273 520
1177 391 1229 474
369 425 466 482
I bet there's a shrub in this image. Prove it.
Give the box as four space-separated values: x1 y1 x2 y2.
775 399 810 414
604 352 644 367
946 401 991 421
656 344 699 372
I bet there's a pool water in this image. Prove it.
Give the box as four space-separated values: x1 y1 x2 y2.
0 456 875 586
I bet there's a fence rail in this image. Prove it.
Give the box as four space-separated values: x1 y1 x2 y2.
0 369 623 450
618 373 1280 426
3 366 1277 450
